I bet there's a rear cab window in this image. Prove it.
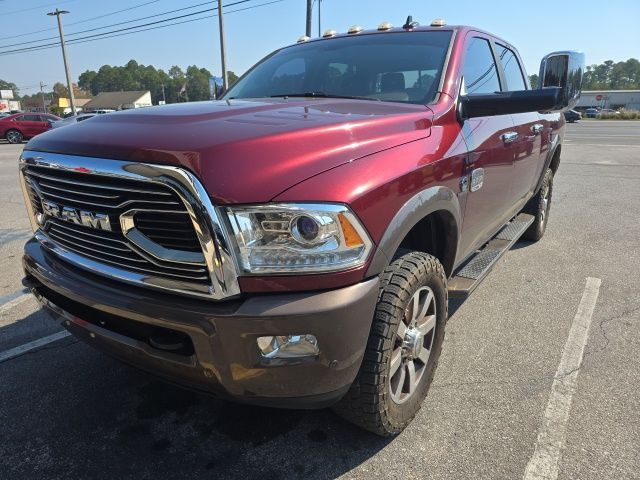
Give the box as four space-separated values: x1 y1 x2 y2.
495 43 527 91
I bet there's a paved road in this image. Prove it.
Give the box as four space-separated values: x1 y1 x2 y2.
1 122 639 480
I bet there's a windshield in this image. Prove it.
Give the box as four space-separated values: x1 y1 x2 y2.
225 31 452 105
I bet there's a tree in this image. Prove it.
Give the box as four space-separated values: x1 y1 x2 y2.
228 70 239 86
529 74 538 89
0 79 19 96
186 65 213 102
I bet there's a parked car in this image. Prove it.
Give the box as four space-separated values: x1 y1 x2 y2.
599 108 620 116
93 109 116 114
585 108 599 118
50 113 96 129
0 113 61 143
564 109 581 122
19 21 583 435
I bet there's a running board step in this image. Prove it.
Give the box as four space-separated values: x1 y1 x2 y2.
448 213 535 298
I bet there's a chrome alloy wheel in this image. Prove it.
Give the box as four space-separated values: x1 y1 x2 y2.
6 130 22 144
388 286 437 404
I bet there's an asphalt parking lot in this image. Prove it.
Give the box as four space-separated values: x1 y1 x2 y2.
1 121 639 480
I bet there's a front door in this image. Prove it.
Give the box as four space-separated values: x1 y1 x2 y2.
494 43 544 207
457 35 516 258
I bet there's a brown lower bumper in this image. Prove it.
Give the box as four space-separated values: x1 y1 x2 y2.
23 237 379 408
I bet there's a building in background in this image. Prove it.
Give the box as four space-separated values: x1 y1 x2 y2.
577 90 640 111
82 91 152 111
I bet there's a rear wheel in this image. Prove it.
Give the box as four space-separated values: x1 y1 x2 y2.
333 250 447 436
5 129 23 144
522 168 553 241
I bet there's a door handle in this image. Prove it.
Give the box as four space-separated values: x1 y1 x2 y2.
531 123 544 135
501 131 518 144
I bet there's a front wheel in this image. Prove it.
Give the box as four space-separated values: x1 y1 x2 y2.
333 250 447 436
5 129 23 144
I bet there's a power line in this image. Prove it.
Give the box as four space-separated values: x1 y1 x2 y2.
0 0 283 58
0 0 175 41
2 0 77 17
0 1 232 50
0 1 219 48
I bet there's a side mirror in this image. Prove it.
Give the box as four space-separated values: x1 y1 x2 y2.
539 51 585 110
459 88 563 120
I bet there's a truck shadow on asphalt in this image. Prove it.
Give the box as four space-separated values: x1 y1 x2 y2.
2 293 476 480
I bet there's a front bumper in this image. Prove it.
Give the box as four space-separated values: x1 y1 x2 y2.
23 238 378 408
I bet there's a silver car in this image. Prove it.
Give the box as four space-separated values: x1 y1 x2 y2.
50 114 96 129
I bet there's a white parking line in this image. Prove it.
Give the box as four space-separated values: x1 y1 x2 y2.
0 293 30 316
523 277 601 480
0 330 71 362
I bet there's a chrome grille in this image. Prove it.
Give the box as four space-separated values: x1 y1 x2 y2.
22 164 211 293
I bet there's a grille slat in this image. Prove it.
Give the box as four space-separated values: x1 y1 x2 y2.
23 164 211 290
26 169 174 196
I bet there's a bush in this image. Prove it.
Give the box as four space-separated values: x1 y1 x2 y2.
597 109 640 120
49 106 64 117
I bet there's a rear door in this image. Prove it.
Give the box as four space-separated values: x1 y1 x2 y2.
16 114 43 137
496 43 544 207
457 35 517 257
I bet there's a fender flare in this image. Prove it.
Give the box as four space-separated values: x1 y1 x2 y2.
366 186 461 277
534 135 561 194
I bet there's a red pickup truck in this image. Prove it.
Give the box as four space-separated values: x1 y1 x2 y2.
20 20 583 435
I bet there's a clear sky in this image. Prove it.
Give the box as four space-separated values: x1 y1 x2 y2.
3 0 639 95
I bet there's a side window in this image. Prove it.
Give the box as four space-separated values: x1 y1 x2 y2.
496 44 527 91
462 37 501 95
22 114 40 122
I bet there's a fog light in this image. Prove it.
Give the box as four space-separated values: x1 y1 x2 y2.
257 334 319 358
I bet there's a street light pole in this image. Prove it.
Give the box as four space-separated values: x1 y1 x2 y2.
217 0 228 91
39 81 47 112
47 9 77 115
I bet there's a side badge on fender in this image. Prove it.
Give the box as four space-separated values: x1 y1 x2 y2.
470 168 485 192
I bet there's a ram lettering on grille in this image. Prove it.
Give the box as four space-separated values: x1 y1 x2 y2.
41 199 112 231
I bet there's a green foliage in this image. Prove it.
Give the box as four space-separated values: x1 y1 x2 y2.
529 74 538 89
49 106 64 117
77 60 241 104
0 79 19 96
582 58 640 90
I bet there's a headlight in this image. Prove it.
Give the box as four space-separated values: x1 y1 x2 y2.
225 203 372 274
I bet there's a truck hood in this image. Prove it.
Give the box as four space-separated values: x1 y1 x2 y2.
26 99 432 203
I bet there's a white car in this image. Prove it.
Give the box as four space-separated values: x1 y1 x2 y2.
50 114 96 128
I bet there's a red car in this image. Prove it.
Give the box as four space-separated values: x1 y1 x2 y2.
20 21 583 435
1 112 61 144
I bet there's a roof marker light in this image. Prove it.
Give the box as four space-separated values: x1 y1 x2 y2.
378 21 393 31
297 35 310 43
430 18 446 27
323 29 337 38
348 25 363 34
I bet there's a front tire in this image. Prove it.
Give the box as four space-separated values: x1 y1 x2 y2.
5 129 23 144
333 250 447 436
522 168 553 241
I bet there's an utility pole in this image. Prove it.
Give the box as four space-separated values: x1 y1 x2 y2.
161 83 166 103
306 0 313 37
217 0 228 91
317 0 321 37
39 82 47 112
47 9 77 115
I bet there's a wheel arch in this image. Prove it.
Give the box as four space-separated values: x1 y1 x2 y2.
366 186 461 278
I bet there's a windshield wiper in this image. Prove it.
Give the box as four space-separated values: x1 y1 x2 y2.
270 92 380 101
